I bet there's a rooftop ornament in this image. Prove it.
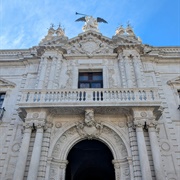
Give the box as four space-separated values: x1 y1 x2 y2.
75 12 108 32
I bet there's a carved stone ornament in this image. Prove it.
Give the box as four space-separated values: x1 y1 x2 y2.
133 120 145 128
76 108 103 139
32 112 39 118
146 120 158 128
140 111 147 117
67 34 114 55
82 16 99 32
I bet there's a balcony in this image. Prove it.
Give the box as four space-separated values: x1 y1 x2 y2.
18 88 161 110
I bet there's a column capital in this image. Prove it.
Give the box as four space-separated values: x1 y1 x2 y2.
59 160 69 169
133 119 145 129
112 160 121 169
23 122 33 133
146 120 158 131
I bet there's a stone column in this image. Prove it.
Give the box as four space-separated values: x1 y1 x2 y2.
134 120 152 180
13 123 32 180
147 120 165 180
112 160 121 180
27 124 44 180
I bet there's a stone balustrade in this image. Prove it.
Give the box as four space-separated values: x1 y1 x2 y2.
19 88 160 108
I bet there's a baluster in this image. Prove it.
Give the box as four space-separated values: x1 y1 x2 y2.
74 91 78 101
49 92 53 102
26 92 30 102
123 91 127 101
101 91 103 101
143 90 146 100
139 90 142 100
80 91 82 101
45 92 48 102
127 90 130 100
93 91 96 101
77 91 80 101
150 90 154 100
83 91 86 101
60 91 63 101
131 91 135 101
97 91 100 101
53 92 57 102
64 91 67 101
57 92 60 102
37 92 41 102
119 91 123 101
40 92 45 103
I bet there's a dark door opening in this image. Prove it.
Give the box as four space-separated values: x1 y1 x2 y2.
65 140 115 180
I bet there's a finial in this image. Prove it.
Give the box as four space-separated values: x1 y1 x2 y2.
50 23 54 28
56 23 65 36
115 24 125 35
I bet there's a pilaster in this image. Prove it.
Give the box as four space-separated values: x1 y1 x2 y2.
13 123 32 180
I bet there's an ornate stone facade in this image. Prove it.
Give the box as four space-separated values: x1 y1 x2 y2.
0 21 180 180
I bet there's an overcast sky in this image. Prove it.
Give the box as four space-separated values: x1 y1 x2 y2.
0 0 179 49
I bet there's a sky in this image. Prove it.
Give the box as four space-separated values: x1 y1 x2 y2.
0 0 179 49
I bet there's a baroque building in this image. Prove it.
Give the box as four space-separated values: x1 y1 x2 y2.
0 17 180 180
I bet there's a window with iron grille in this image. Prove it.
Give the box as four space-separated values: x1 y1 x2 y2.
78 72 103 89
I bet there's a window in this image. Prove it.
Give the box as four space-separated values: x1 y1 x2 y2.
178 90 180 98
78 72 103 88
0 93 5 120
0 93 5 108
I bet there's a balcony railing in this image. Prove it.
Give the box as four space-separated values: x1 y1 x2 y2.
19 88 161 108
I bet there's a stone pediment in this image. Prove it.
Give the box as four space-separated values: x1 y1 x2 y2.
66 31 115 55
0 78 16 88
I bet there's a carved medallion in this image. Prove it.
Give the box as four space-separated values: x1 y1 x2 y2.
82 41 98 53
55 122 62 128
140 112 147 117
32 112 39 118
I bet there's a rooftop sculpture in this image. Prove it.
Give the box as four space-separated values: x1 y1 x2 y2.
75 12 107 32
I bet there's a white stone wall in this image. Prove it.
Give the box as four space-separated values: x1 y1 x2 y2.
0 32 179 180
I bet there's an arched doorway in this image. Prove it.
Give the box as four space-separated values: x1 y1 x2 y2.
65 140 115 180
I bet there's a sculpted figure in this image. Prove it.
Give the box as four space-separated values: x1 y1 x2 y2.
75 13 107 32
82 16 98 31
85 108 95 126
